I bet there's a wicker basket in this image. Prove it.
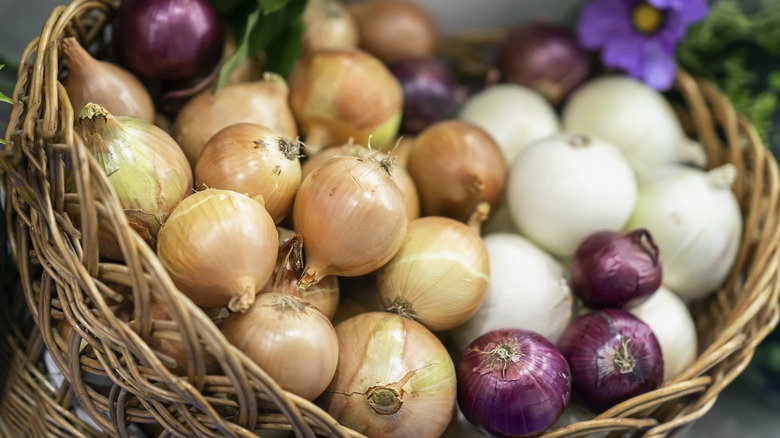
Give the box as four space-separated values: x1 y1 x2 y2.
1 1 778 437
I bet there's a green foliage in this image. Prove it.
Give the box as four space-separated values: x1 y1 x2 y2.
211 0 307 91
676 0 780 144
0 65 13 146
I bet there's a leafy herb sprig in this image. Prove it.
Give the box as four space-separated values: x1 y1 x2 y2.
210 0 307 91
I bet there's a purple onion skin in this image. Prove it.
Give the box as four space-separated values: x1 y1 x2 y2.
388 57 464 134
570 229 662 309
558 309 664 413
113 0 224 81
496 22 592 106
457 328 571 437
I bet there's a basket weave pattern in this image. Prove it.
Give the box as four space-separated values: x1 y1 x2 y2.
1 1 779 437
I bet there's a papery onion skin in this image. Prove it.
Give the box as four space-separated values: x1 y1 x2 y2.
301 143 420 221
173 73 298 169
457 329 571 437
557 309 664 413
318 312 456 438
157 189 278 312
302 0 359 53
72 103 193 261
496 22 592 106
194 123 302 224
288 49 403 153
222 293 338 401
377 216 489 331
348 0 436 64
112 0 223 81
570 229 662 308
62 38 154 123
294 156 409 287
408 121 506 223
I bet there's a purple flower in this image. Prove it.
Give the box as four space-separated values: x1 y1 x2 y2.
578 0 708 90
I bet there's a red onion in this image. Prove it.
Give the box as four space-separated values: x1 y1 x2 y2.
496 22 592 105
388 57 464 134
112 0 223 81
570 229 662 308
558 309 663 413
457 328 571 437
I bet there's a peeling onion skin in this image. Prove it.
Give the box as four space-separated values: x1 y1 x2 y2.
318 312 456 438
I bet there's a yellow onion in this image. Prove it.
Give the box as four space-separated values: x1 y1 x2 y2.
72 103 192 261
293 155 408 288
407 121 506 223
377 205 490 331
288 49 403 154
62 37 154 123
302 0 359 53
194 123 302 223
173 73 298 169
222 293 338 401
301 143 420 221
318 312 456 438
348 0 436 64
259 233 340 320
157 189 278 312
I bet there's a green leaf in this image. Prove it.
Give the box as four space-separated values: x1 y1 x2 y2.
258 0 292 15
215 6 263 92
264 16 304 77
0 65 14 105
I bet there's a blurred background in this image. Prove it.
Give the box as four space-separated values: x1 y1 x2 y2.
0 0 777 437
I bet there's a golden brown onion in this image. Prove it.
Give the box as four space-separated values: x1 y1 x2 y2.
301 143 420 221
62 37 154 123
302 0 359 53
349 0 436 64
157 189 278 312
288 49 402 153
293 155 408 288
377 207 490 331
194 123 302 223
222 293 338 401
407 120 506 223
318 312 456 438
173 73 298 169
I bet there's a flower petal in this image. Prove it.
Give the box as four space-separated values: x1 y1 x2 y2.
647 0 684 10
679 0 708 23
578 0 632 49
656 11 685 48
601 33 645 76
640 42 677 90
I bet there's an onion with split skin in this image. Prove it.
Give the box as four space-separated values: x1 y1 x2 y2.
377 205 490 331
318 311 457 438
62 37 154 123
293 155 409 289
71 103 193 261
173 73 298 169
157 189 278 312
194 123 302 224
288 49 403 154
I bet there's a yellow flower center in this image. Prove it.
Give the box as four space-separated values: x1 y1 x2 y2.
632 3 663 34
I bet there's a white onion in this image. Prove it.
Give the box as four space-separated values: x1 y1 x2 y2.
562 75 707 171
625 164 742 301
628 286 698 382
506 132 637 258
449 232 573 353
458 83 560 167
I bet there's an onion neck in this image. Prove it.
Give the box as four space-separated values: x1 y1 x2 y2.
298 265 323 290
228 283 257 313
386 297 416 320
613 338 636 374
278 137 301 161
707 164 737 190
467 202 490 234
61 37 93 75
367 387 402 415
567 134 591 148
